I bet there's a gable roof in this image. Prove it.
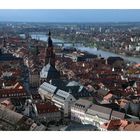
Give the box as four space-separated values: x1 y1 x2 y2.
0 105 23 125
66 81 92 99
56 89 70 99
73 99 92 110
66 81 81 87
39 82 57 95
36 102 59 114
86 104 112 120
97 89 110 97
40 63 59 79
111 110 125 119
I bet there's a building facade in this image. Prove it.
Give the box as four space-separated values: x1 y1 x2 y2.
35 102 61 123
39 82 76 117
71 99 92 123
52 89 76 117
38 82 57 100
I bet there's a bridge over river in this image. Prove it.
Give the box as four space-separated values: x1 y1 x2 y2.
31 33 84 47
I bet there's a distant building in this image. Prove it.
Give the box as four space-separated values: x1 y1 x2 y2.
65 52 97 62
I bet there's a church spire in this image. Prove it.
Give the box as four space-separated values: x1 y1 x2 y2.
48 30 51 36
45 30 55 67
48 30 53 47
3 37 6 48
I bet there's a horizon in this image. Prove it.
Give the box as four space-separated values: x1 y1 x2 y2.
0 10 140 23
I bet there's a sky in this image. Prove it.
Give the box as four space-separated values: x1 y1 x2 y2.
0 9 140 23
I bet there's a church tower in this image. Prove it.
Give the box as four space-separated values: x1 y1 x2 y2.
0 37 6 54
3 37 6 48
45 31 55 67
40 30 60 83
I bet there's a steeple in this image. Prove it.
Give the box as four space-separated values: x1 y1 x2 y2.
40 30 59 83
48 30 53 47
3 37 6 48
45 30 55 67
0 49 2 55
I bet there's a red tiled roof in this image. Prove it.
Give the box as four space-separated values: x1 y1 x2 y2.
0 89 25 94
36 102 59 114
101 120 128 130
124 122 140 131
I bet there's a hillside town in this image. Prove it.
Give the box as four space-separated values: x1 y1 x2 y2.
0 22 140 131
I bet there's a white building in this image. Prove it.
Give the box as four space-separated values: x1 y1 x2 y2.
136 46 140 51
52 89 76 117
38 82 57 100
84 104 112 127
71 99 92 123
71 101 125 130
39 82 76 117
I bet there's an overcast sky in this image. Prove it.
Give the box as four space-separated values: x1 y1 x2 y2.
0 9 140 22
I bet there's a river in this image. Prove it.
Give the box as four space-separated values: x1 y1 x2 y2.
77 47 140 64
30 34 140 64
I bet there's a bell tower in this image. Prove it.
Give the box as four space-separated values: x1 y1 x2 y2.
45 30 55 67
3 37 6 48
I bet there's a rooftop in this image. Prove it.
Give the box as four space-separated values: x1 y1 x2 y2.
86 104 112 120
0 104 23 125
40 63 59 79
0 53 22 61
111 110 125 119
39 82 57 94
73 99 92 109
36 102 59 114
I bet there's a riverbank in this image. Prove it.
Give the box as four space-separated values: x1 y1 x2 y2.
99 47 140 59
77 47 140 64
29 34 140 64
